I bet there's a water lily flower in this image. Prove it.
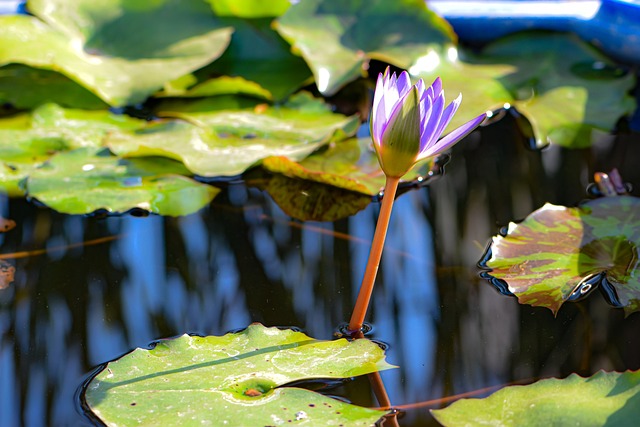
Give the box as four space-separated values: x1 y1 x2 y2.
349 69 487 334
370 68 486 178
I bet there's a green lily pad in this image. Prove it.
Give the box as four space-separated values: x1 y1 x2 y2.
173 17 313 101
274 0 455 95
481 196 640 316
109 93 359 177
431 370 640 426
84 323 393 426
0 104 148 196
25 148 218 216
0 1 233 106
0 64 107 110
415 32 636 148
263 138 438 196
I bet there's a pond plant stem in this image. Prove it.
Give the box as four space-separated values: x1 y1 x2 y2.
348 175 400 333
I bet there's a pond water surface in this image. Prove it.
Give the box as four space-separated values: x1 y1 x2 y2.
1 115 639 426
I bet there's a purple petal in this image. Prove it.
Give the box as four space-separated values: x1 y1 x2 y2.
396 71 412 98
426 77 442 101
373 89 388 144
419 90 445 150
419 96 433 139
418 112 486 159
383 74 400 120
431 93 462 144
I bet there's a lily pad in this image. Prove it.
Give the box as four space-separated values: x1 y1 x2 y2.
431 370 640 426
172 17 313 101
274 0 455 95
109 94 359 177
0 104 149 196
0 1 233 106
25 148 218 216
84 323 393 426
263 138 439 196
0 64 107 110
414 32 636 148
481 196 640 316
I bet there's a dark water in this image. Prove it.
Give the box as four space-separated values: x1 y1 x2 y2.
1 115 640 426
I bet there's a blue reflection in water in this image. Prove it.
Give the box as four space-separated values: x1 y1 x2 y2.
349 189 439 405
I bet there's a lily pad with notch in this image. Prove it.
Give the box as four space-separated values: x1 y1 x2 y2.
83 323 394 426
274 0 455 96
480 196 640 316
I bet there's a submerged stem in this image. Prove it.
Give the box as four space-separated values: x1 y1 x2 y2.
348 175 400 333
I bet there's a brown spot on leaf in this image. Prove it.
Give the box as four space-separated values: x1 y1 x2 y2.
244 388 263 397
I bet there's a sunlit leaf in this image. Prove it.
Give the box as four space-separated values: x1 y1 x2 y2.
206 0 291 18
432 370 640 426
159 75 272 100
263 138 439 196
481 196 640 316
25 148 218 216
1 1 233 106
0 104 148 196
274 0 455 95
109 93 359 177
84 323 393 426
415 33 636 148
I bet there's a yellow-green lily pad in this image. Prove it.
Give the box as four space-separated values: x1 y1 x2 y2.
84 323 394 426
109 93 359 177
432 370 640 426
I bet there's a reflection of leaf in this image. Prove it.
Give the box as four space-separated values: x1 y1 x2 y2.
259 172 372 221
481 196 640 316
263 138 437 196
85 324 393 426
0 0 232 106
432 370 640 426
275 0 454 95
25 149 218 216
111 94 359 177
415 33 636 148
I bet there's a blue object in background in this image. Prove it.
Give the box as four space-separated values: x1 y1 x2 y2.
429 0 640 64
0 0 25 14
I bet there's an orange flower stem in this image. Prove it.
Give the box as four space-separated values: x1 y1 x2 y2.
348 175 400 333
